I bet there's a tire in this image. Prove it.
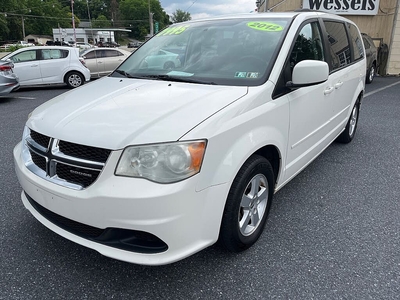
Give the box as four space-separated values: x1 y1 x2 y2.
219 155 274 252
163 61 175 70
336 101 360 143
366 63 375 84
65 72 84 88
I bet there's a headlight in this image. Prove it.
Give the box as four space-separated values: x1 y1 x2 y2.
115 140 207 183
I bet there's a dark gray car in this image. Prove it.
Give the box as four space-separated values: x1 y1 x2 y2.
0 60 19 96
362 33 377 84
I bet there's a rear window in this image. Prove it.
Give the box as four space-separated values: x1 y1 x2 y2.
347 23 364 61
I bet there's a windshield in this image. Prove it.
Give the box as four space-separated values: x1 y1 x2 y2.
112 18 290 86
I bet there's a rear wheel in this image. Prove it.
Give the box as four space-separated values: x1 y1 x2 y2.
219 155 274 252
336 101 360 143
65 72 84 88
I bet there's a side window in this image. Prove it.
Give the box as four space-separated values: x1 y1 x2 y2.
60 50 69 58
41 49 66 60
11 50 37 63
104 50 119 57
84 51 96 59
289 22 325 69
362 37 371 49
273 21 325 98
323 21 351 70
347 23 364 61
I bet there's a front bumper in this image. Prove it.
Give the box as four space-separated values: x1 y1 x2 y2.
14 142 228 265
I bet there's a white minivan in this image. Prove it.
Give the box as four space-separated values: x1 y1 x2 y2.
14 11 366 265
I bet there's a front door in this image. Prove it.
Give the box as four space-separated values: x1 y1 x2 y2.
284 21 336 180
10 49 42 85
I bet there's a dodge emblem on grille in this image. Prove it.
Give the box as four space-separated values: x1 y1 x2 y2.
70 169 93 178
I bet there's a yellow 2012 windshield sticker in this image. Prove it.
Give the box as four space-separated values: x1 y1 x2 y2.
157 25 189 36
247 22 283 32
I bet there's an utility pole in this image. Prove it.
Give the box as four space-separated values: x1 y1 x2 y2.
148 0 154 36
71 0 76 42
22 16 25 39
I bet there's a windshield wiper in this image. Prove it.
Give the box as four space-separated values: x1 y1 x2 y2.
138 74 217 85
113 69 133 78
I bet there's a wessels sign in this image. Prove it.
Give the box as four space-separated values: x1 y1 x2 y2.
303 0 379 15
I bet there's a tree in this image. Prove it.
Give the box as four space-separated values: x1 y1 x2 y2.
1 0 75 40
92 15 111 28
119 0 169 40
171 9 191 23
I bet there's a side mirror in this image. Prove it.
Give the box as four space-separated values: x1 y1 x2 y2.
286 60 329 88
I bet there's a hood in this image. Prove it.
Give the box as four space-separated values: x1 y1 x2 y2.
27 77 247 149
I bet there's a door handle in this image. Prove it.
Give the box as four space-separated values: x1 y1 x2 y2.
31 64 39 67
324 86 334 95
335 81 343 89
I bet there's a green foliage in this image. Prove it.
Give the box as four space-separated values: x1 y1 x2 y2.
7 45 24 52
171 9 191 23
1 0 170 42
0 15 9 41
92 15 111 28
119 0 170 40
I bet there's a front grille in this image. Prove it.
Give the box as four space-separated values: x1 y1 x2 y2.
30 130 51 149
23 128 111 190
30 150 47 172
56 163 100 188
59 140 111 163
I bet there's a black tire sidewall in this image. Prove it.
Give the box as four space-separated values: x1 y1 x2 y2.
220 155 274 252
336 100 360 143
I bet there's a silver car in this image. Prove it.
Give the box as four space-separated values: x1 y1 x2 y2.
0 60 19 96
80 47 131 78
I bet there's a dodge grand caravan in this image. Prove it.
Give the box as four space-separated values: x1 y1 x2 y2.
14 11 366 265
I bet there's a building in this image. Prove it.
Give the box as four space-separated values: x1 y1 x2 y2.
24 34 53 45
257 0 400 75
52 27 131 45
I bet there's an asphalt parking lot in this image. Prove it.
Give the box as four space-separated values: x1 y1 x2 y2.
1 76 399 299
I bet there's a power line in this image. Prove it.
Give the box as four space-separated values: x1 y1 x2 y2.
186 0 198 12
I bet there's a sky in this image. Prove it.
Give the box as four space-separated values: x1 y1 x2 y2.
160 0 258 20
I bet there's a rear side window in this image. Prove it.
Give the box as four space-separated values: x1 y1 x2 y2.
41 49 69 60
104 50 123 57
323 21 351 70
362 37 371 49
347 23 364 61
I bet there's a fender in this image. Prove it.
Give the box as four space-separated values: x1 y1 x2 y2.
182 86 290 192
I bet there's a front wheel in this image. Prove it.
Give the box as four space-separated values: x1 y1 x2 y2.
163 61 175 70
219 155 274 252
65 72 84 88
336 101 360 143
366 63 375 84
